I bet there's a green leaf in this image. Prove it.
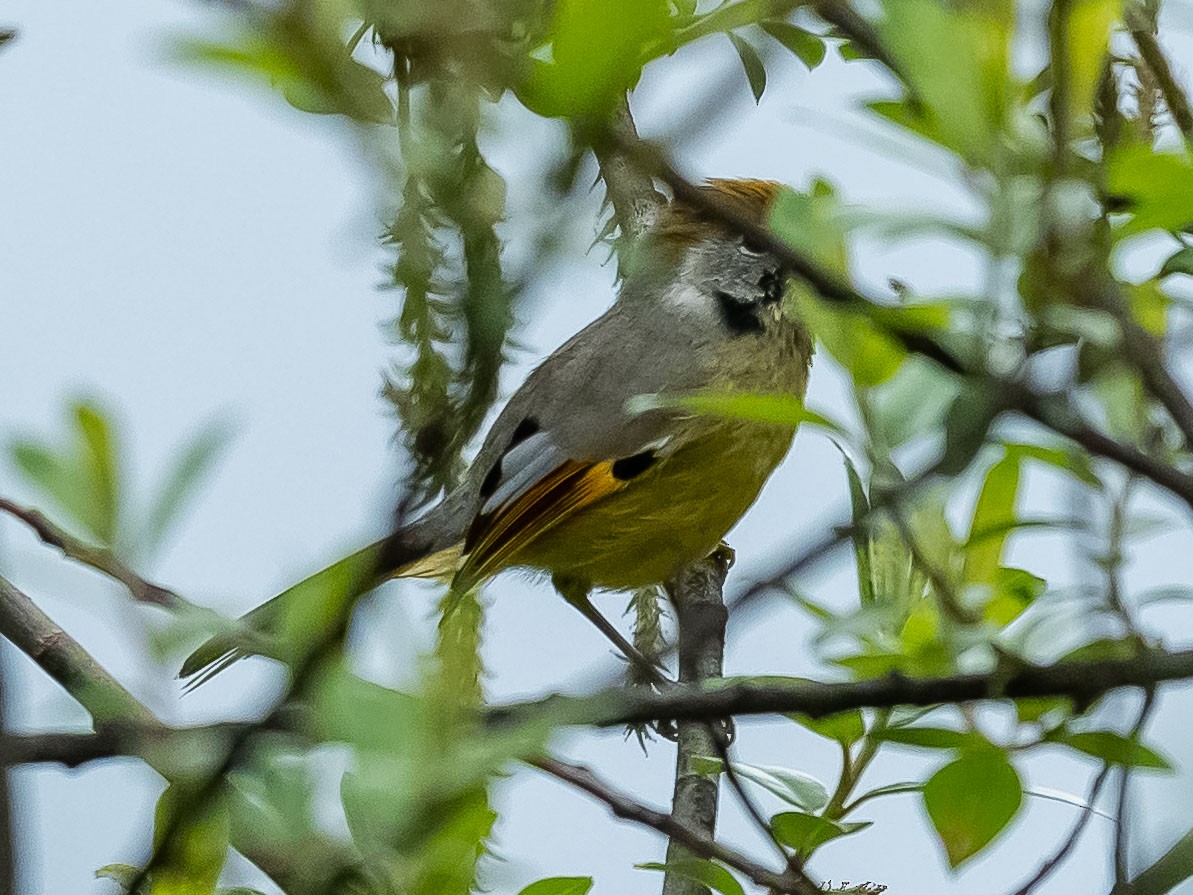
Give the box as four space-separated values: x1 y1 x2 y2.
148 783 231 894
984 566 1046 626
627 391 841 431
1062 0 1120 128
95 864 139 890
521 0 672 117
1160 245 1193 278
8 398 124 547
769 180 849 275
793 289 906 386
963 452 1021 588
1130 280 1171 335
875 727 971 750
868 357 962 450
923 750 1022 867
638 859 744 895
841 453 875 606
760 21 826 70
938 384 1003 476
1061 637 1141 664
141 419 235 558
1107 145 1193 237
851 781 924 806
770 812 871 859
727 32 766 103
173 21 392 124
1048 731 1172 770
1015 697 1072 724
74 401 121 545
788 709 866 746
1005 442 1100 488
692 756 829 811
875 0 1013 167
517 878 594 895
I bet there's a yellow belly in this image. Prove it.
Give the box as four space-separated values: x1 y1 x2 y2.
507 419 796 590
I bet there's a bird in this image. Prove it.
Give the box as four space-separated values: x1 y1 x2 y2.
179 178 814 688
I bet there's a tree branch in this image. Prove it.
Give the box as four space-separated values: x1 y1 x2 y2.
0 574 155 726
0 499 184 610
1128 12 1193 141
489 646 1193 731
533 756 817 894
592 96 666 243
0 573 349 893
662 554 730 895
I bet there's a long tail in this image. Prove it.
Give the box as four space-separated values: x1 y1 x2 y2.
178 533 462 690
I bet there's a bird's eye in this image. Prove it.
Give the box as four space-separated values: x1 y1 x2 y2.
738 237 766 257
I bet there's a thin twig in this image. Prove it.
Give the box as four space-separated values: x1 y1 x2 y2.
0 499 184 610
1005 762 1114 895
1129 14 1193 141
1115 689 1158 891
532 756 819 894
1084 281 1193 451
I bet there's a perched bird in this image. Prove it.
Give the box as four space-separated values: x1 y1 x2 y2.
180 178 814 687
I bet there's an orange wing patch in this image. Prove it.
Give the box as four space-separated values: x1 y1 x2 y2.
455 459 625 590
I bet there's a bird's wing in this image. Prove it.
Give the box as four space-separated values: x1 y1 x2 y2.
453 427 666 590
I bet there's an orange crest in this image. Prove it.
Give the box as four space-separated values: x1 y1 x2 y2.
654 178 783 247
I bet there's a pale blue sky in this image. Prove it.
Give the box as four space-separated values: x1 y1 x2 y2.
3 1 1193 893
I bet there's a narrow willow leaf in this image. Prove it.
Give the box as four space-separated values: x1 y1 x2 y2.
875 727 971 750
771 811 871 859
1160 245 1193 277
639 859 745 895
1048 731 1172 770
74 400 121 545
727 32 766 103
849 781 924 808
517 876 594 895
923 750 1022 867
963 453 1021 588
693 756 829 811
760 21 826 69
142 419 235 558
788 709 866 746
95 864 139 890
149 783 231 895
841 452 875 606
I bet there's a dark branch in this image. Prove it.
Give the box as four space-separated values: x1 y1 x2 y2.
489 647 1193 731
533 757 818 895
0 499 185 610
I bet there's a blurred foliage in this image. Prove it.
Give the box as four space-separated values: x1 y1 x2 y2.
9 0 1193 892
7 398 233 564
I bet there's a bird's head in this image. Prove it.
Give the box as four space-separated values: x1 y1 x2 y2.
635 178 789 337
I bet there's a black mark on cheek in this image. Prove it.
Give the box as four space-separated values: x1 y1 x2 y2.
715 290 764 335
759 268 784 304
